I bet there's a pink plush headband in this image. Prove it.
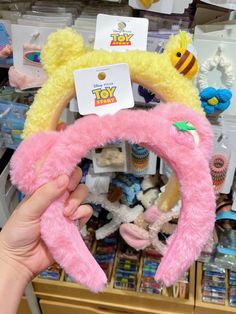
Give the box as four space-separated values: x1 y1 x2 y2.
10 103 215 291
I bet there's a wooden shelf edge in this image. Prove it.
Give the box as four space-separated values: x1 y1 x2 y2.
33 277 194 305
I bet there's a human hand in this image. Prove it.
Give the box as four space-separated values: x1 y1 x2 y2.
0 168 92 283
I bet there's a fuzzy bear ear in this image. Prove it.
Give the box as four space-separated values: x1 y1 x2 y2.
41 28 85 77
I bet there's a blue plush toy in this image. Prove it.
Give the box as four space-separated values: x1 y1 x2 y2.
111 174 142 205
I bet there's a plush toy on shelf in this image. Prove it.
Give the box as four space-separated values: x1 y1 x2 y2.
120 203 180 255
96 147 125 167
137 174 162 209
10 28 216 292
121 184 181 255
86 193 144 240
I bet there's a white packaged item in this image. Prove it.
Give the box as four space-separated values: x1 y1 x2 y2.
25 11 73 19
0 10 21 22
159 159 172 177
11 24 58 89
32 5 78 17
200 0 236 10
195 24 236 37
69 98 78 112
35 1 84 8
74 17 97 30
22 14 72 26
86 171 112 195
221 115 236 193
17 19 67 28
80 3 132 18
8 2 32 12
173 0 194 13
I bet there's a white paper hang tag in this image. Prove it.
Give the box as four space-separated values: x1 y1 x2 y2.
94 14 149 51
74 63 134 116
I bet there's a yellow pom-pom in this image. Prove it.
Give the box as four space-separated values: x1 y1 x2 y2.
41 28 85 76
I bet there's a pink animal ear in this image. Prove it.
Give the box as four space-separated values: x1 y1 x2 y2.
151 104 213 160
10 132 59 195
119 224 150 250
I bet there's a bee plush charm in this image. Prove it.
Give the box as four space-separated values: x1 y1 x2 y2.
10 29 215 292
170 31 198 79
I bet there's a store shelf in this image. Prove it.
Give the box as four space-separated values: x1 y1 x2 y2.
195 262 236 314
33 263 195 314
17 297 31 314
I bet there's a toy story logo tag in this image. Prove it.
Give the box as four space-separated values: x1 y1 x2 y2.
110 33 133 46
110 22 133 47
92 85 117 107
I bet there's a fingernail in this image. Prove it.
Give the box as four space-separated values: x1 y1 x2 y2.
56 175 68 188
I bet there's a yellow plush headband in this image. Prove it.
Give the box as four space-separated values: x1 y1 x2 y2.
23 28 201 138
22 28 202 211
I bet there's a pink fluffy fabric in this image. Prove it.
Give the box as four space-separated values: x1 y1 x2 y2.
143 205 159 222
9 66 47 90
10 103 215 290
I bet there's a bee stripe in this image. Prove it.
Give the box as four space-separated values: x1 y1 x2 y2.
175 50 190 70
180 56 196 76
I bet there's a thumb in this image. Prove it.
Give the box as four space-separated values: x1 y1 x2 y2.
20 175 70 219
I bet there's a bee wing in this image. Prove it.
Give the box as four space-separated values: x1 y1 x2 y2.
187 44 197 59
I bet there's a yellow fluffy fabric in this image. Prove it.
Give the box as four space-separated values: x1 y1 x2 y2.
163 31 193 58
41 28 85 77
23 28 202 139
